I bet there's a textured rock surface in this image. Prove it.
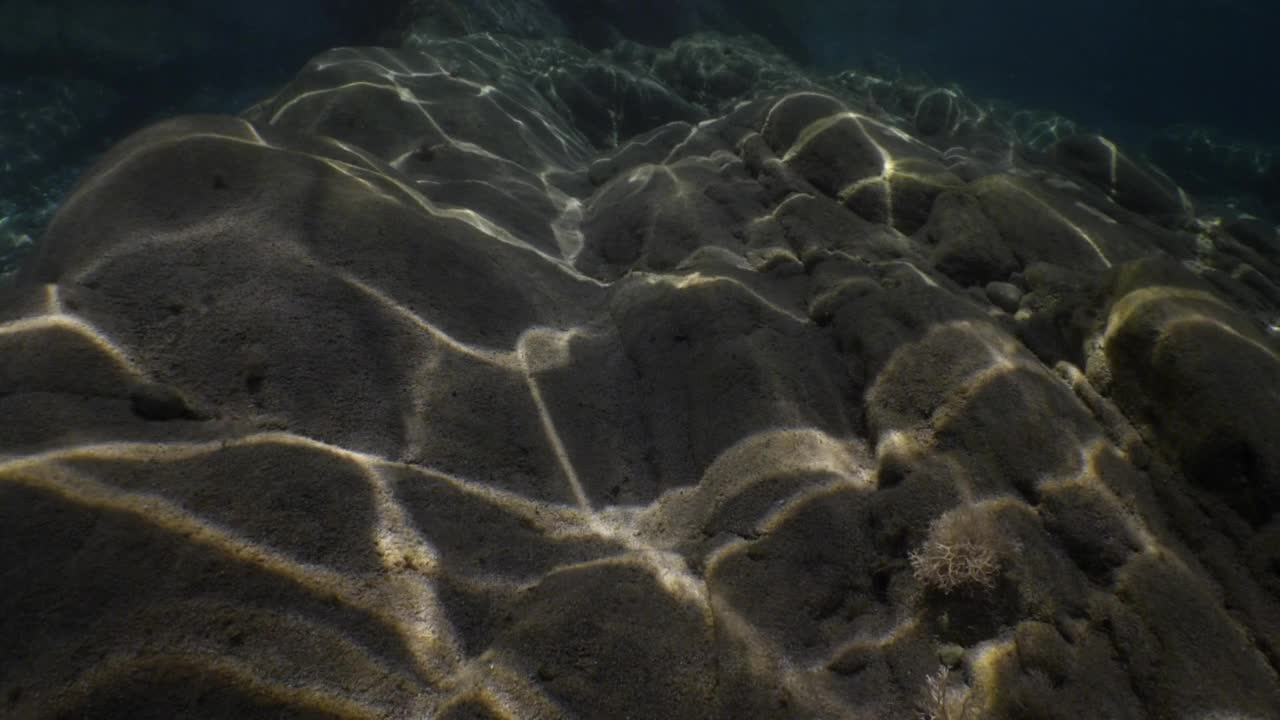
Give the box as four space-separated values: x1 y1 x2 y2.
4 32 1280 720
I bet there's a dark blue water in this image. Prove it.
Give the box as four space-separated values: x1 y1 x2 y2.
795 0 1276 148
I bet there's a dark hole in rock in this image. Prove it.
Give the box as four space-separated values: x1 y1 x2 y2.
129 382 204 421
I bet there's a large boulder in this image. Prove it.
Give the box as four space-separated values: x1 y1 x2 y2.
1089 257 1280 524
1050 134 1194 224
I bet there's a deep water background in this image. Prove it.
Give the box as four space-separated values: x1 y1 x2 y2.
788 0 1277 147
2 0 1277 279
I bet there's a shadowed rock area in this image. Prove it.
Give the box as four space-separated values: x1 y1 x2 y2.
3 30 1280 720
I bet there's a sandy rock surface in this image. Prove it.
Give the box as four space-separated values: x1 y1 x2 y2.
3 33 1280 720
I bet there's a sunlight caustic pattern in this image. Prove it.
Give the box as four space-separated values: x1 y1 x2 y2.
4 38 1280 720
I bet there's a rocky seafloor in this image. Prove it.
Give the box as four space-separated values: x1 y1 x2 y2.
2 23 1280 720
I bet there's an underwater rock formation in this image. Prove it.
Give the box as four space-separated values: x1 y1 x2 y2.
3 29 1280 720
0 0 405 282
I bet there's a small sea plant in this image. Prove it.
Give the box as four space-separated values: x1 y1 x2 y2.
909 506 1009 595
918 667 980 720
909 538 999 594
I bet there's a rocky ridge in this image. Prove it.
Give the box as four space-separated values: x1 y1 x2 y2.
3 30 1280 719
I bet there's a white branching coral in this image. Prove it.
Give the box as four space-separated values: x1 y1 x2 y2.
909 539 999 593
918 667 980 720
909 505 1011 594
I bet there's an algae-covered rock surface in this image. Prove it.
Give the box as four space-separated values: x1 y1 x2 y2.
2 29 1279 720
